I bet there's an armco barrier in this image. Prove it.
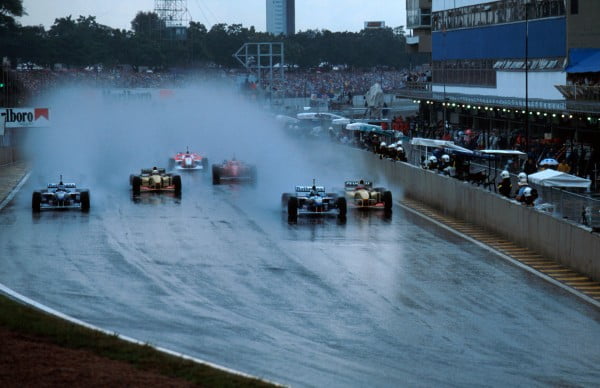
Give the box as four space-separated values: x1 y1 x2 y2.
350 147 600 282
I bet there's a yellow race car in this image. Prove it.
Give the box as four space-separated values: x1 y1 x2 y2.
344 180 392 211
130 167 182 195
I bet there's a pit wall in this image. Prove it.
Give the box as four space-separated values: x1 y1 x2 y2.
352 148 600 282
0 147 18 166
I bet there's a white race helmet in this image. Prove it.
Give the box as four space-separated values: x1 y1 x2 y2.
428 156 438 163
441 154 450 163
523 187 532 197
396 146 404 152
380 141 387 147
518 172 527 181
501 170 510 179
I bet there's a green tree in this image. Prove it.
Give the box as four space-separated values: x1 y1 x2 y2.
1 0 25 66
131 11 164 39
0 0 24 29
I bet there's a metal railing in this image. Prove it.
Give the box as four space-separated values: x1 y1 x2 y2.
401 140 600 229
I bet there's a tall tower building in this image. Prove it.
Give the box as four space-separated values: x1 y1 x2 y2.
266 0 295 36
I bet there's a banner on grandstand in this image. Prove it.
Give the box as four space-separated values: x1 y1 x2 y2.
101 88 175 102
0 108 50 133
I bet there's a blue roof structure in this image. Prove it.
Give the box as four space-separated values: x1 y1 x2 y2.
566 48 600 73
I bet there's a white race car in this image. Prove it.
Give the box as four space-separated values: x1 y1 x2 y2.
282 182 346 222
169 149 208 171
32 176 90 212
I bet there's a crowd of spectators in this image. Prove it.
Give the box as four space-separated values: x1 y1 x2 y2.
411 123 598 181
255 67 431 99
10 67 243 104
13 65 432 105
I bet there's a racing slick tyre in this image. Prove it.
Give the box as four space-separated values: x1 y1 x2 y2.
212 165 220 185
32 191 41 212
168 158 175 171
80 190 90 212
383 190 393 212
336 197 347 219
202 158 209 170
281 193 290 208
132 176 141 195
287 197 298 222
173 175 182 194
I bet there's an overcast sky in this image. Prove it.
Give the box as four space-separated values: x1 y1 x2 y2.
18 0 407 33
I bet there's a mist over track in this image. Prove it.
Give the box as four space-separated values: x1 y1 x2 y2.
1 83 599 387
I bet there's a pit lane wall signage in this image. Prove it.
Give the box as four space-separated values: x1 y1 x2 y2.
1 108 50 128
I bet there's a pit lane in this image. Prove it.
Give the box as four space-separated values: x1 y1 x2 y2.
1 142 599 387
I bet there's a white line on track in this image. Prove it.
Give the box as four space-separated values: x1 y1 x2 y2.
0 171 30 211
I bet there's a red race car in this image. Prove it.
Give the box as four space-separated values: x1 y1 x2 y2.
169 148 208 171
212 158 257 185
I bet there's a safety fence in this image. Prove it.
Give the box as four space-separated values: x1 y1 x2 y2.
400 140 600 230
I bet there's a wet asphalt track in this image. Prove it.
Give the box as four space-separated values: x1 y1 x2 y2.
1 150 600 387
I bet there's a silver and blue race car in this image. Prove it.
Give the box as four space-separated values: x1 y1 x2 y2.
281 182 346 222
32 176 90 212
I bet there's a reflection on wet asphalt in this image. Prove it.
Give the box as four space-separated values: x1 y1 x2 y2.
1 165 599 388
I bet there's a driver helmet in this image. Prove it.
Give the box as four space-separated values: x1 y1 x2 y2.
523 187 532 197
380 141 387 147
428 156 438 164
518 172 527 181
152 167 159 174
396 146 404 152
441 154 450 163
501 170 510 179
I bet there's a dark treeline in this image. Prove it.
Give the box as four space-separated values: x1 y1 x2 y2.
2 9 428 70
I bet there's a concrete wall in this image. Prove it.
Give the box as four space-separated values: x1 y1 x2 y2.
350 148 600 281
0 147 17 166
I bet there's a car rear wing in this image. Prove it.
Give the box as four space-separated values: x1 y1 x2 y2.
295 185 325 192
344 180 373 188
48 183 76 188
141 168 167 175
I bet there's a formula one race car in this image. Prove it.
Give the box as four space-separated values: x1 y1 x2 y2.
282 182 347 222
130 167 182 195
212 158 257 185
32 176 90 212
344 180 392 211
168 148 208 171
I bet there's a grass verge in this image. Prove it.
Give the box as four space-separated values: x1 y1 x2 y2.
0 293 279 387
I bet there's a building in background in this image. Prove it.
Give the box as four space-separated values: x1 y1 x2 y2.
406 0 432 54
431 0 567 101
400 0 600 156
266 0 295 36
